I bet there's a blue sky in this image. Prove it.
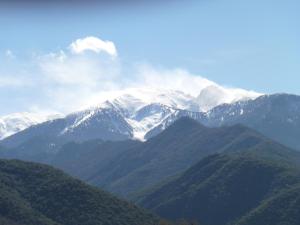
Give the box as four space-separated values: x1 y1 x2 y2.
0 0 299 115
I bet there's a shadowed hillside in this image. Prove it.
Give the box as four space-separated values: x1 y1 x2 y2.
0 159 158 225
137 153 300 225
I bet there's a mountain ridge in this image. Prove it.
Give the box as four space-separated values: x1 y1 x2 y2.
137 152 300 225
3 117 299 200
0 158 158 225
0 87 260 143
2 92 300 152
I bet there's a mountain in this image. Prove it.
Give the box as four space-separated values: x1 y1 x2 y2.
0 87 260 146
93 117 300 198
3 117 299 200
0 89 193 147
0 112 61 140
2 117 300 225
146 93 300 150
0 158 158 225
203 94 300 150
105 88 199 112
136 153 300 225
141 93 300 151
1 105 133 148
3 92 300 153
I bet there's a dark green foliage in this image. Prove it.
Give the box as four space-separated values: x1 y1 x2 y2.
236 184 300 225
0 159 158 225
79 117 300 197
2 117 300 200
1 118 300 225
52 139 140 181
137 153 300 225
0 217 25 225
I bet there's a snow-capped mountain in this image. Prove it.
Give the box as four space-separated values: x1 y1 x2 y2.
99 86 260 113
0 112 61 140
70 87 259 140
101 87 260 139
60 103 133 141
0 87 261 144
202 93 300 150
61 89 194 141
2 90 300 152
96 88 201 140
100 88 199 113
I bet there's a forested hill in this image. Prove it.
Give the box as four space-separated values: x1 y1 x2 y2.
0 159 158 225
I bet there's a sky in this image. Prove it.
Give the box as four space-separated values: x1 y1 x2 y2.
0 0 299 115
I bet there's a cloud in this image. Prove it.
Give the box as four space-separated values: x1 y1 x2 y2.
35 50 220 112
0 36 261 114
31 41 122 112
131 64 216 96
39 50 120 86
69 36 117 57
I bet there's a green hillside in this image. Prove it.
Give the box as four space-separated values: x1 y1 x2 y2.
3 117 300 200
0 159 158 225
69 117 300 197
137 153 300 225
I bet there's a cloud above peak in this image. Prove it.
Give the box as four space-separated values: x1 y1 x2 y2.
69 36 117 57
0 36 262 115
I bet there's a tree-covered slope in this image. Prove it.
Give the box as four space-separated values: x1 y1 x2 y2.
3 117 300 200
78 117 300 197
137 153 300 225
236 184 300 225
0 159 158 225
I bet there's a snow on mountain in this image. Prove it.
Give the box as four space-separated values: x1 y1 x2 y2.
57 88 198 140
61 88 193 141
100 85 261 114
127 104 177 140
0 86 262 142
100 88 199 113
92 87 261 140
60 103 133 140
0 112 62 140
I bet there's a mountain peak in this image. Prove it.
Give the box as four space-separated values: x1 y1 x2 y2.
0 112 62 140
0 85 262 141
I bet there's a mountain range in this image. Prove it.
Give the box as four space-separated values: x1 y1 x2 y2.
1 85 300 225
1 117 300 225
137 152 300 225
2 117 300 198
0 112 61 140
1 87 300 152
0 86 260 142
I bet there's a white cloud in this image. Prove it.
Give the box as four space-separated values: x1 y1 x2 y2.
0 37 261 114
39 51 118 86
69 36 117 57
33 45 122 112
26 51 262 113
131 64 216 96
